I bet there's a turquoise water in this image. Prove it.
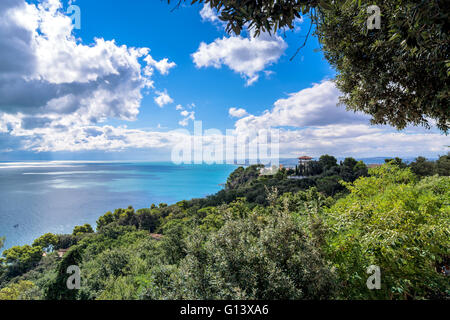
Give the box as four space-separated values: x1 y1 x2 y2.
0 161 236 251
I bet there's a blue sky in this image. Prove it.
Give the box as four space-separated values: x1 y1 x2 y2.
73 0 333 131
0 0 448 161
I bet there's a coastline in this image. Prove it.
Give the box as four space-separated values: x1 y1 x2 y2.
0 161 237 252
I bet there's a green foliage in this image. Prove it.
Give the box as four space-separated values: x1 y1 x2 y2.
33 233 58 252
326 164 450 299
316 1 449 131
159 220 190 265
173 210 337 299
96 206 164 232
339 157 361 182
135 208 160 232
2 245 43 276
226 165 263 190
0 280 37 300
44 246 83 300
436 154 450 176
198 207 224 232
96 211 114 230
168 0 321 35
410 156 437 177
206 160 367 207
72 224 94 236
385 157 408 169
80 248 134 300
319 154 338 171
55 234 78 250
316 175 344 196
97 276 140 300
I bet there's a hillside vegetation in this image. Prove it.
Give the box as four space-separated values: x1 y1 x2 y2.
0 155 449 300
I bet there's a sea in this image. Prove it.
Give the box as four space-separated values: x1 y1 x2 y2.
0 156 431 252
0 161 237 251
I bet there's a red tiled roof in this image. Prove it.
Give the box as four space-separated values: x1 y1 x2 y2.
149 233 164 240
57 249 69 258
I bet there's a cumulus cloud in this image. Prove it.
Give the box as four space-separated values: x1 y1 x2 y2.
273 125 449 158
154 90 174 107
192 33 287 86
0 0 174 128
1 80 447 157
178 111 195 127
144 55 176 76
195 3 287 86
233 80 449 158
176 104 195 127
235 81 369 131
199 4 219 23
229 108 248 118
0 112 192 153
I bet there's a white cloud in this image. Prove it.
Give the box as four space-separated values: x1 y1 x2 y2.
273 125 449 158
235 81 369 131
264 70 275 79
0 111 193 153
144 55 176 76
1 90 447 157
195 3 288 86
174 104 196 127
176 105 195 127
293 17 304 33
192 33 287 86
154 90 174 107
28 126 187 152
229 108 248 118
233 80 449 158
178 111 195 127
199 4 219 23
0 0 174 127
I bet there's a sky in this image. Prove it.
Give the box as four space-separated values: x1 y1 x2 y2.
0 0 448 161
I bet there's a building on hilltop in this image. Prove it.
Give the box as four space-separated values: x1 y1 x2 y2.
298 156 313 164
297 156 313 176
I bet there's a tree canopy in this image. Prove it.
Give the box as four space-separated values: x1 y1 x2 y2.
0 281 36 300
72 224 94 236
327 165 450 299
316 1 449 132
168 0 449 132
2 245 43 275
32 233 58 252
